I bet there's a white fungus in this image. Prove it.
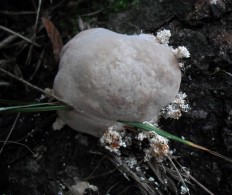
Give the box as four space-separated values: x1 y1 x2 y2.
69 181 98 195
161 92 189 119
172 46 190 59
155 29 171 45
137 131 148 141
136 166 142 172
53 28 181 137
148 177 155 182
100 127 126 155
52 117 65 130
209 0 218 4
136 128 169 162
180 185 190 194
124 157 138 169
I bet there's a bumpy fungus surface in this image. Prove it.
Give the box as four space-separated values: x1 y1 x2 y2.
53 28 181 137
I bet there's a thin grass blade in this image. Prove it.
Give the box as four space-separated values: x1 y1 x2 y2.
118 120 232 163
0 103 70 113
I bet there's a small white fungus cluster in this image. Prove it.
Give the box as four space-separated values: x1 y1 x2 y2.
161 92 190 119
155 29 171 45
139 131 169 162
154 29 190 70
101 125 169 162
209 0 217 5
69 181 98 195
180 185 190 195
100 127 126 155
124 156 138 169
52 117 65 130
172 46 190 59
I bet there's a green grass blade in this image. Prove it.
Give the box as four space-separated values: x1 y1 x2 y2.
118 120 232 163
5 105 70 112
0 103 52 112
118 120 190 144
0 103 70 113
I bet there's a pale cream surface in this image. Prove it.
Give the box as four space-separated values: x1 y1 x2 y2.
53 28 181 137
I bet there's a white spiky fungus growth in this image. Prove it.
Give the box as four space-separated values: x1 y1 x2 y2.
140 131 169 162
69 182 98 195
172 46 190 59
100 126 126 155
180 185 190 194
100 126 169 162
155 29 171 45
155 30 190 70
137 131 148 141
178 62 185 69
124 156 138 169
209 0 217 5
160 92 190 119
148 177 155 182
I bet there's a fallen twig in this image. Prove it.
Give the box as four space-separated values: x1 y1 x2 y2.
29 49 45 80
108 153 157 195
0 35 18 49
0 10 36 15
0 67 83 112
167 155 190 195
174 160 215 195
0 113 20 157
0 25 40 47
26 0 42 64
0 140 35 156
80 9 103 17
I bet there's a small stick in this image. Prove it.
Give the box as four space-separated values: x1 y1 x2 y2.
80 9 103 17
0 25 40 47
0 11 36 15
0 140 35 156
221 69 232 77
174 160 215 195
35 0 42 34
0 67 83 112
0 113 20 157
167 155 190 195
29 49 45 80
0 35 18 49
109 154 156 195
26 0 42 64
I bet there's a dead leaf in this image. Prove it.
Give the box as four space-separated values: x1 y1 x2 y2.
42 17 63 62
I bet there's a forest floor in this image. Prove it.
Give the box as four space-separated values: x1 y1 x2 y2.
1 0 232 194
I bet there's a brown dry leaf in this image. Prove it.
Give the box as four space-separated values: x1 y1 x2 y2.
42 17 63 62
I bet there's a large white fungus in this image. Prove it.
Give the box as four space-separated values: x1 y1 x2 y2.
53 28 181 137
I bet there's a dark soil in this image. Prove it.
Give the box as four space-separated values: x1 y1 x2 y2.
0 0 232 194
